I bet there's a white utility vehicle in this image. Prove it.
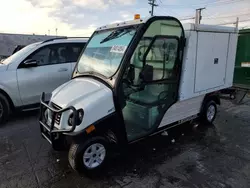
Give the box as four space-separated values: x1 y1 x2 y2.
0 37 88 123
39 15 237 174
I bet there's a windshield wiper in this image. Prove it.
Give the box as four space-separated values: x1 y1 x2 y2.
100 26 136 44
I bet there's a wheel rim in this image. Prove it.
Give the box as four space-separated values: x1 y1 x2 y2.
83 143 106 169
230 94 235 99
206 105 215 122
0 101 3 119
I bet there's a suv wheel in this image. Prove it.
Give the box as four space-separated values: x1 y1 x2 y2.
0 93 11 125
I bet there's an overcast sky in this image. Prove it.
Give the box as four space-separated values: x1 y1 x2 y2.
0 0 249 36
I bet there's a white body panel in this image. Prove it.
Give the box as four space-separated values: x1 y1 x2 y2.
194 32 229 92
178 23 237 101
225 33 238 86
17 63 72 105
159 23 237 128
50 78 115 132
159 95 204 128
0 67 22 106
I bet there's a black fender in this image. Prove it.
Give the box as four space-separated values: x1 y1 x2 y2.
200 92 220 114
66 112 128 148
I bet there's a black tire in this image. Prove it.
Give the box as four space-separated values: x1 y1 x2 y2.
201 100 217 124
68 136 109 176
0 93 11 125
230 92 236 100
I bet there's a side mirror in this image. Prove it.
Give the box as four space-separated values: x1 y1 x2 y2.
23 59 37 68
139 64 153 82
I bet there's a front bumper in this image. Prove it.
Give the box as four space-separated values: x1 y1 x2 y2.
39 92 77 149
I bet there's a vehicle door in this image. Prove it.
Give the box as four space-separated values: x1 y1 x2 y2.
67 43 86 74
17 43 72 106
118 18 184 142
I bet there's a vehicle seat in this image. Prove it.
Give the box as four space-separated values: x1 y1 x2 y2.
129 84 169 105
59 49 67 63
66 47 75 62
49 50 59 64
129 56 168 105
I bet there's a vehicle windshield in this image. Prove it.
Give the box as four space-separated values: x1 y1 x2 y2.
77 25 138 77
1 42 40 65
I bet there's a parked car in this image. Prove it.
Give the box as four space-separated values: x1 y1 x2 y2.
0 37 88 124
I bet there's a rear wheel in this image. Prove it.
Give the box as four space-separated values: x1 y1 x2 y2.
230 92 236 100
68 136 109 175
201 100 217 124
0 93 11 125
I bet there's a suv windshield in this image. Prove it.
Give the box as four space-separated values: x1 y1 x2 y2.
77 25 138 77
1 42 39 65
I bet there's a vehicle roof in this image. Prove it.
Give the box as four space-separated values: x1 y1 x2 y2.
41 37 89 44
96 16 151 31
183 23 238 33
96 15 238 34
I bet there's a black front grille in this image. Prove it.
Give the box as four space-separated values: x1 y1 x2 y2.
51 102 62 125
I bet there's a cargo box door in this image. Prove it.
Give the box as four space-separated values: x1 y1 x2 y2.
194 32 229 93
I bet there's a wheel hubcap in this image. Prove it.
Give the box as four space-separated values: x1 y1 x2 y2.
0 101 3 119
207 105 215 122
83 143 106 169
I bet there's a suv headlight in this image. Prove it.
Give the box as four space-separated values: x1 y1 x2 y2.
68 109 84 126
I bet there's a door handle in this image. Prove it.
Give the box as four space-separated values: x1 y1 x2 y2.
58 68 68 72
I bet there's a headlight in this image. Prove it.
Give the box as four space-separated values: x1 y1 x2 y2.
44 109 49 121
68 109 84 126
44 109 53 125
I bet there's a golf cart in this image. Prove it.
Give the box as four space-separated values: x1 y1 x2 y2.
39 15 237 174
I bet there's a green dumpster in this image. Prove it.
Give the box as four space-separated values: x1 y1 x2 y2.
233 28 250 89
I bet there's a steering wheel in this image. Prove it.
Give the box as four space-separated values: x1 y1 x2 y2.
122 79 138 92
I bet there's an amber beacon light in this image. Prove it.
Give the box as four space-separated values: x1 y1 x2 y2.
134 14 140 20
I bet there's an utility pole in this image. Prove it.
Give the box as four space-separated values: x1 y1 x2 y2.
235 17 239 31
195 7 206 25
148 0 158 16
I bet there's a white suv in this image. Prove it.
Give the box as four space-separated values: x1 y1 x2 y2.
0 37 88 123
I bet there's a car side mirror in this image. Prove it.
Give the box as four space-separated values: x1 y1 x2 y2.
139 64 153 82
23 59 37 68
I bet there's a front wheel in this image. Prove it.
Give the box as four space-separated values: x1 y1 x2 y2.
201 100 217 124
68 136 109 175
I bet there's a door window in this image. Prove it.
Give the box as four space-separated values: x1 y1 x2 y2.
30 47 50 66
26 43 85 66
144 37 179 81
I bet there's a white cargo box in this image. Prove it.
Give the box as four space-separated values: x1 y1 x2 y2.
179 23 238 101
